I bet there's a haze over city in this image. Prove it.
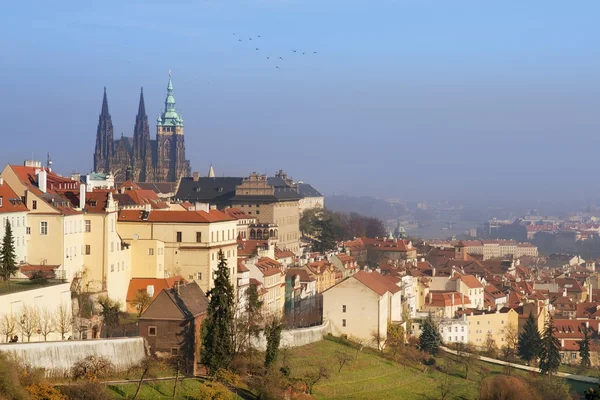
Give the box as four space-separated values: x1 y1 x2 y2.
1 0 599 202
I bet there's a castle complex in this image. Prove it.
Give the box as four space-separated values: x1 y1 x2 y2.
93 77 191 182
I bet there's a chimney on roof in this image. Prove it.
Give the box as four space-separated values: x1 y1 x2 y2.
451 293 455 306
428 292 433 304
0 177 3 186
144 203 151 212
561 338 565 348
563 287 568 297
146 285 155 297
37 170 47 193
586 320 590 329
193 172 199 182
79 184 86 210
432 267 436 277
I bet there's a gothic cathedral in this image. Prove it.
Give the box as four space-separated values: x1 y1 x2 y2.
93 77 191 182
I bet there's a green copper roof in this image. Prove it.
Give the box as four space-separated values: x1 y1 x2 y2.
157 77 183 127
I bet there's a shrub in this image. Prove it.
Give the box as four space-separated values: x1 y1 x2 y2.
26 383 68 400
195 381 236 400
71 355 114 381
480 375 542 400
214 368 240 386
58 381 113 400
0 353 30 400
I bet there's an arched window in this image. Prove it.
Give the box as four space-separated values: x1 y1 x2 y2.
263 229 269 239
250 229 256 239
256 230 263 240
274 229 278 238
269 229 274 238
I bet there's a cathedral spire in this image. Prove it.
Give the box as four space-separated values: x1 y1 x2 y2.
101 87 110 116
133 86 151 178
94 87 114 173
137 87 146 118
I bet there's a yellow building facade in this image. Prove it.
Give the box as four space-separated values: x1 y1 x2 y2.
117 209 238 294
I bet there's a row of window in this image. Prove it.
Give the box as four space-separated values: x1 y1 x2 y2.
148 247 164 256
2 216 26 228
442 326 465 333
445 336 465 342
110 261 127 272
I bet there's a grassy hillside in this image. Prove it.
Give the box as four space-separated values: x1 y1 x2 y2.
286 337 588 400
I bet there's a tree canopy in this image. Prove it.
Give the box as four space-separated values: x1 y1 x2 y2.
201 249 235 374
419 314 442 355
0 221 17 281
538 315 561 376
517 312 541 364
300 208 386 242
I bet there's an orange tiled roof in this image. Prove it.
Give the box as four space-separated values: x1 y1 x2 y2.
0 181 28 213
126 276 186 302
118 209 235 223
274 247 295 259
361 237 415 252
426 291 471 307
237 259 249 273
352 270 401 296
460 274 483 289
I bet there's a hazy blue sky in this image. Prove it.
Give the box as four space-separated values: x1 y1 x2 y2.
1 1 599 202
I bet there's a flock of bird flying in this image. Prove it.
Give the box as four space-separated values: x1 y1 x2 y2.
232 33 318 69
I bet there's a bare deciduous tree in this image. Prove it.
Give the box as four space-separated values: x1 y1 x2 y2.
0 313 16 343
370 330 387 352
132 291 152 317
304 365 330 394
38 307 56 341
504 322 519 357
56 303 73 340
334 349 352 373
18 305 39 342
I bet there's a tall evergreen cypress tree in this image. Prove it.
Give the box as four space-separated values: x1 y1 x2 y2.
517 312 541 365
419 313 442 355
201 249 235 374
539 315 561 376
579 326 592 368
0 221 17 281
312 216 336 254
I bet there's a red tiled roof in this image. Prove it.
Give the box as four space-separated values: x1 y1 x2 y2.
237 239 269 256
0 181 28 213
119 181 142 190
426 291 471 307
19 264 60 279
118 209 235 223
554 319 599 339
223 207 253 220
460 274 483 289
361 237 415 252
120 189 169 210
274 247 295 260
237 259 249 273
286 268 315 282
126 276 186 302
353 270 401 296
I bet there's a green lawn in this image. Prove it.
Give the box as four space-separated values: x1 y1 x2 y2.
107 378 244 400
285 338 592 400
